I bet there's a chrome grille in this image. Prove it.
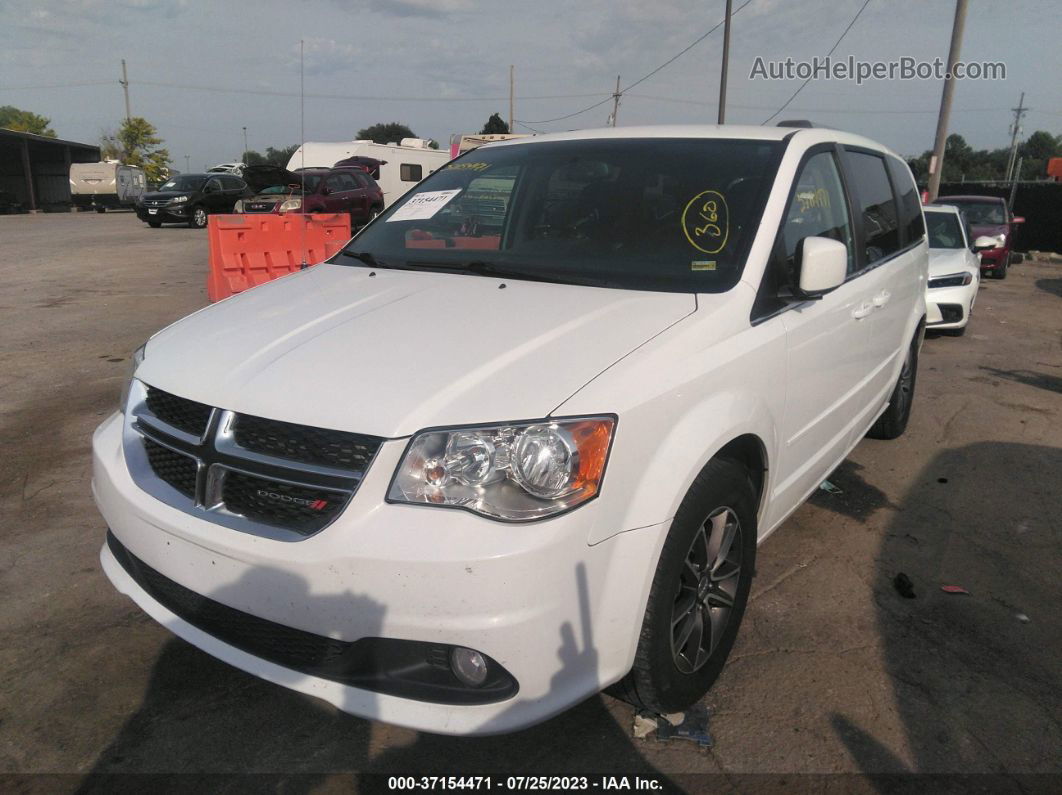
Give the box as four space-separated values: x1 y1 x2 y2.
124 380 383 540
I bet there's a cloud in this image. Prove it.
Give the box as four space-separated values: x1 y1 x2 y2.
364 0 475 19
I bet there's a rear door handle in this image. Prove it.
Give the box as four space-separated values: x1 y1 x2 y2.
851 301 873 320
872 290 891 308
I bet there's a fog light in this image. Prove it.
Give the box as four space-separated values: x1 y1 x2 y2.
450 647 488 687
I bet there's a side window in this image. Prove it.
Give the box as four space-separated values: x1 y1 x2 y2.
205 178 222 192
782 151 855 274
887 157 925 245
353 172 371 188
325 174 344 193
340 173 358 190
846 151 900 264
400 163 423 182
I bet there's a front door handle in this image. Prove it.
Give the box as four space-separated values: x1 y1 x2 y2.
872 290 891 308
851 301 873 320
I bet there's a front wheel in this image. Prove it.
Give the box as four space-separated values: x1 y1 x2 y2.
95 207 106 214
994 261 1008 280
867 333 918 439
613 458 757 714
147 221 162 228
189 206 208 229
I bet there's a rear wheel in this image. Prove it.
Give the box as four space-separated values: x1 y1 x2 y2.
612 459 757 714
189 206 208 229
868 333 918 439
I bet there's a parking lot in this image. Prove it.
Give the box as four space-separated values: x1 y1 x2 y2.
1 211 1060 788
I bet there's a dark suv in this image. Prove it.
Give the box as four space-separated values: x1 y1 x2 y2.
136 174 249 228
236 165 385 227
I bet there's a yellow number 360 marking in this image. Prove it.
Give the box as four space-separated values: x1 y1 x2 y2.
682 190 729 255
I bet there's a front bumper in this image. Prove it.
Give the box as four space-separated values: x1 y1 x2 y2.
978 248 1007 271
137 204 188 223
92 411 663 734
926 283 976 329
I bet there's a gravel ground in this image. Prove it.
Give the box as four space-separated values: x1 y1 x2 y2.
1 212 1059 792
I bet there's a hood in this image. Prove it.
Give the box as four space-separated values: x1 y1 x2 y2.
928 248 975 277
138 264 695 437
969 223 1008 241
141 190 191 200
241 164 300 193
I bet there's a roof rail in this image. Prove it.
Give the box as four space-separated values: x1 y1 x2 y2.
776 120 815 128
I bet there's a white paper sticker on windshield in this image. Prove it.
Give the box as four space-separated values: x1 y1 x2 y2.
386 189 462 222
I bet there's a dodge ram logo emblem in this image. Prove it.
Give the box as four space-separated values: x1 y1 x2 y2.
256 489 328 510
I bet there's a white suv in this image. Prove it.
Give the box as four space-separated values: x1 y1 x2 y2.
93 125 927 735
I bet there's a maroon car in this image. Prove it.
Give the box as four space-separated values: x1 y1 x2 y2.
932 195 1024 280
237 165 384 227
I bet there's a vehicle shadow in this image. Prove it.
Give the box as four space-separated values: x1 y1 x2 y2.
1034 278 1062 298
808 458 898 522
828 443 1062 784
978 366 1062 396
77 559 676 791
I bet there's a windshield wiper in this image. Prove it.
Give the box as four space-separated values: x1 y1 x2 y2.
338 250 392 269
407 260 606 287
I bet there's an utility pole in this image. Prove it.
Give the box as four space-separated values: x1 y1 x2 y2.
718 0 733 124
120 59 131 122
1008 155 1023 209
508 65 514 133
242 126 248 160
609 75 621 127
927 0 967 202
1004 92 1028 183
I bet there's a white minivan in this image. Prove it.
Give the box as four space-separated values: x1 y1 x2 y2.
93 125 927 735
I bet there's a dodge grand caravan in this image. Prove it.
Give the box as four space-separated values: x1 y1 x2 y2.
94 125 927 735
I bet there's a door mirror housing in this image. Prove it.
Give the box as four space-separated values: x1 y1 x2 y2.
791 236 847 299
972 235 997 252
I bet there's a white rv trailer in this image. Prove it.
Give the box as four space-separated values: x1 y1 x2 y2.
69 161 147 212
286 138 448 207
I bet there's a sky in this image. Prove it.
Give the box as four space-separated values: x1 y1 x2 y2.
1 0 1059 171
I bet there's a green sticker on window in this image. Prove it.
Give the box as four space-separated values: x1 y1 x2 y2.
691 260 717 271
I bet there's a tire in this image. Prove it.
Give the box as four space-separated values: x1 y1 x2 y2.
867 333 918 440
994 261 1008 280
189 205 208 229
95 207 106 214
943 325 966 337
148 221 162 228
612 458 757 714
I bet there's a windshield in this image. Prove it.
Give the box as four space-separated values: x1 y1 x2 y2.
339 138 784 292
926 212 966 249
159 176 206 192
944 201 1005 225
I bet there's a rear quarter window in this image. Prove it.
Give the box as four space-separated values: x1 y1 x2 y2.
844 150 901 264
887 157 925 245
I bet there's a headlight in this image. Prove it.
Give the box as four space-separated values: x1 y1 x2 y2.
279 198 302 212
995 234 1006 246
120 343 146 411
388 417 615 521
928 272 974 288
169 195 188 204
234 199 245 213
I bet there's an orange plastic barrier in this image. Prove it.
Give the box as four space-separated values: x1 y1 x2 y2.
207 213 351 302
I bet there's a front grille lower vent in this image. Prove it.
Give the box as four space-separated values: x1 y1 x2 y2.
127 381 383 540
143 438 198 499
221 470 345 536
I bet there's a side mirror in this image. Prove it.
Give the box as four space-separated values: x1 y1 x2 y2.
972 235 997 252
1011 216 1025 225
793 236 847 298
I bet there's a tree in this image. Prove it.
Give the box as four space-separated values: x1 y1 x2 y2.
101 117 171 182
357 122 415 144
0 105 56 137
480 113 510 135
242 145 299 168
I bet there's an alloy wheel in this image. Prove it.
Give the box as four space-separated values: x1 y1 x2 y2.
193 208 207 227
671 506 743 674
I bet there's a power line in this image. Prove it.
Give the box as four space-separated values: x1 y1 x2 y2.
517 0 754 126
761 0 874 125
628 92 1009 114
